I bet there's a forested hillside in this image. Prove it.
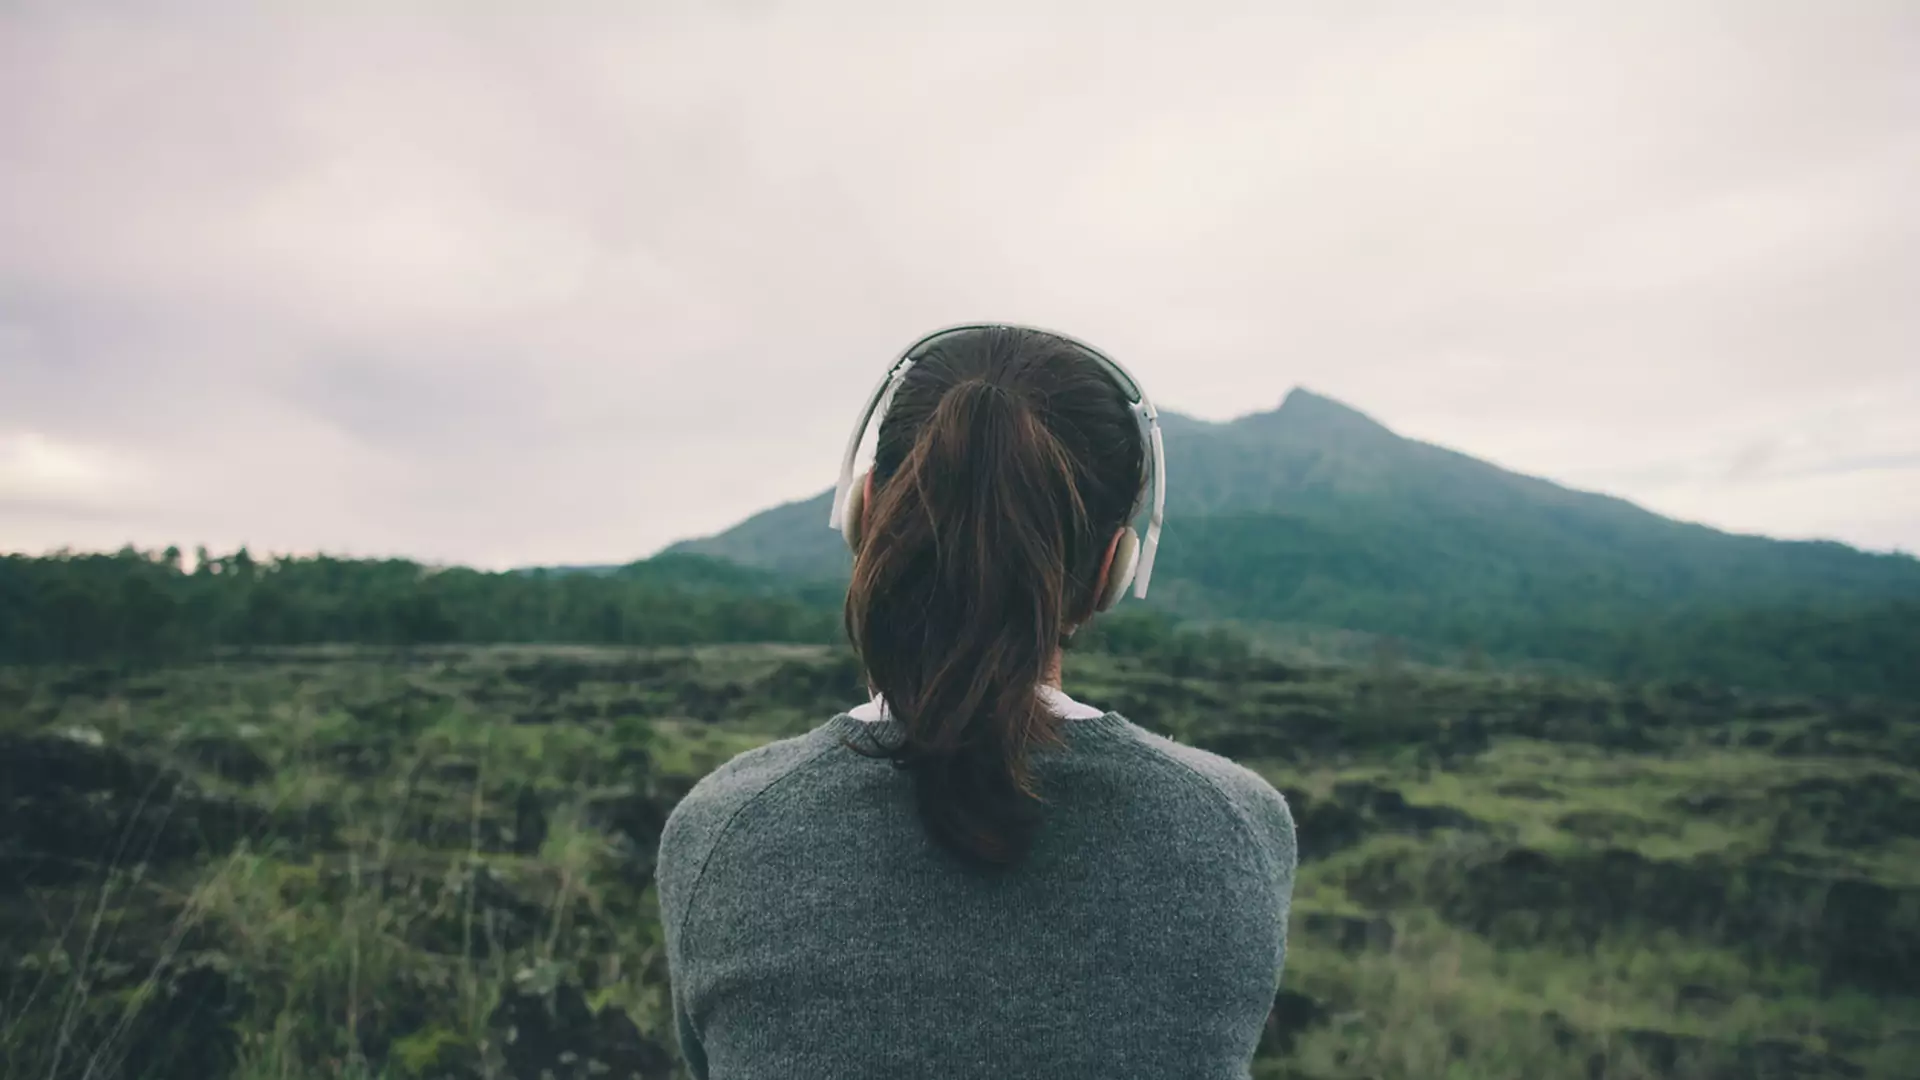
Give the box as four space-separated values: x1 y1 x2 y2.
0 549 842 665
665 389 1920 699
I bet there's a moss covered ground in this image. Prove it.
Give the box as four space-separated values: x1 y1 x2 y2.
2 644 1915 1079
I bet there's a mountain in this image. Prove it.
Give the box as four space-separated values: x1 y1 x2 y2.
664 491 851 580
664 389 1920 696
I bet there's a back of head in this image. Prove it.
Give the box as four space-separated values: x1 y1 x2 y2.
843 326 1147 870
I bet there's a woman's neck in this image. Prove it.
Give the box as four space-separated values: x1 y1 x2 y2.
864 650 1068 699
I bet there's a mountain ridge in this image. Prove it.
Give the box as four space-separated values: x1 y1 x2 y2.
664 387 1860 573
660 387 1920 696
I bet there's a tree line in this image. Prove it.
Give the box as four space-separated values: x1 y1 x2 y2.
6 545 1914 701
0 548 843 665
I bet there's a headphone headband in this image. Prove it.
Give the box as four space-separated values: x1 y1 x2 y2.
828 323 1167 600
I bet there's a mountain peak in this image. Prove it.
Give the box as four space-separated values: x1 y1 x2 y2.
1279 386 1387 423
1236 387 1396 439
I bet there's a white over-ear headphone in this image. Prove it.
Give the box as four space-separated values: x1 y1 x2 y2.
828 324 1167 613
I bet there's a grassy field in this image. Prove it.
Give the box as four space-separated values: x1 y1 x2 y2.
2 644 1916 1079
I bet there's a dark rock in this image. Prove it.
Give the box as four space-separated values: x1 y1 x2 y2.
675 681 745 723
1666 680 1737 708
1774 774 1920 848
504 656 697 700
1282 783 1482 862
756 655 865 711
108 954 246 1080
1773 732 1830 757
1248 660 1306 683
1620 1028 1684 1072
396 782 546 856
430 758 482 784
176 734 272 784
1189 694 1499 761
1348 842 1920 995
505 658 596 697
1282 789 1368 861
282 799 342 850
468 678 520 705
0 732 268 892
1738 1037 1866 1079
1300 912 1395 953
1258 989 1329 1055
605 697 651 719
656 775 698 804
347 685 453 731
404 863 549 958
1826 708 1890 735
0 899 244 1080
1675 983 1729 1011
1331 782 1483 834
1495 781 1558 799
1674 792 1734 815
1540 1009 1580 1050
511 784 548 855
1556 810 1670 841
583 785 675 886
50 666 120 698
1574 1025 1867 1079
489 978 675 1080
1743 700 1814 721
328 740 390 777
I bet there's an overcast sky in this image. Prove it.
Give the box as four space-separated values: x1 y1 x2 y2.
3 2 1917 568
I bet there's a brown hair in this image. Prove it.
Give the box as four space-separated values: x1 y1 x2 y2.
842 326 1146 869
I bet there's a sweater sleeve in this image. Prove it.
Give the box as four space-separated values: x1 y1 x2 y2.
656 774 745 1080
1149 742 1299 984
654 734 828 1078
1240 772 1298 984
657 778 730 954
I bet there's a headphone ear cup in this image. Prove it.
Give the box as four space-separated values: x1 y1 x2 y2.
841 472 868 552
1095 527 1140 613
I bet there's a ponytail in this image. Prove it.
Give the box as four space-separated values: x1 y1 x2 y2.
844 377 1092 869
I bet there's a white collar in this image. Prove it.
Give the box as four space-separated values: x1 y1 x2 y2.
849 684 1106 723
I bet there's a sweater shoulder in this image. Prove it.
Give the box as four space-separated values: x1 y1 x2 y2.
1104 719 1299 886
655 729 831 940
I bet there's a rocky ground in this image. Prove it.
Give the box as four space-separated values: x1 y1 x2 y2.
1 644 1915 1079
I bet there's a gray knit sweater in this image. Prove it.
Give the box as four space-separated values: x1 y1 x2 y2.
656 707 1298 1079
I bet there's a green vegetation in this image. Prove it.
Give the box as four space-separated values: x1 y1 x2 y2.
4 637 1915 1079
0 549 842 665
1151 507 1920 698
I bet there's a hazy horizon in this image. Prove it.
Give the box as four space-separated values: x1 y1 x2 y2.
23 382 1915 573
5 3 1917 568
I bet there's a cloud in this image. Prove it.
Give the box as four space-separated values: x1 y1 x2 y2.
1 2 1916 565
0 433 125 499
